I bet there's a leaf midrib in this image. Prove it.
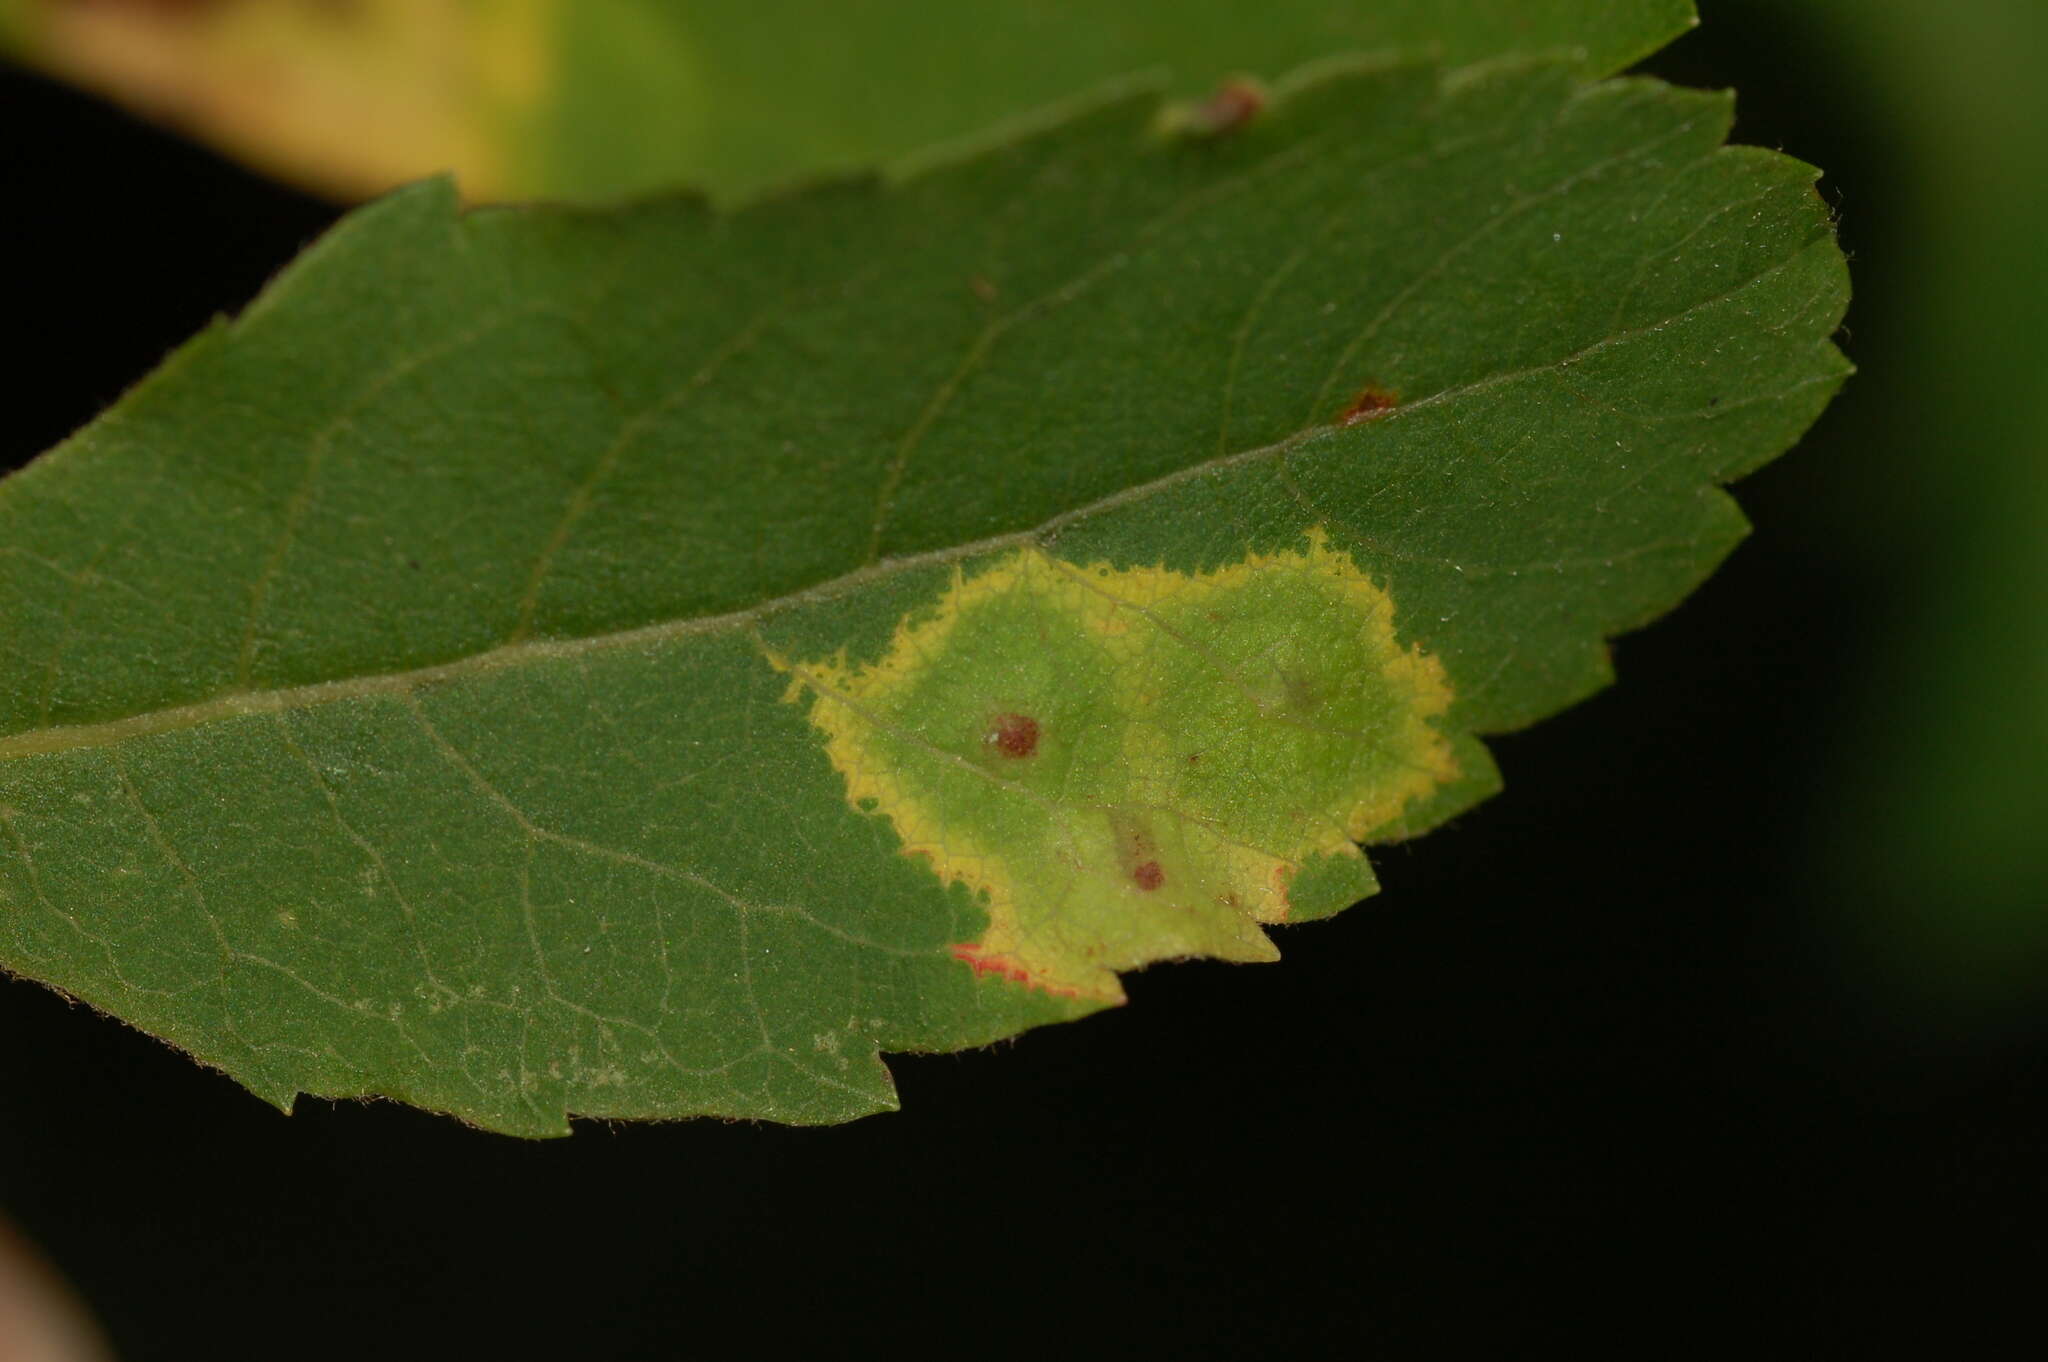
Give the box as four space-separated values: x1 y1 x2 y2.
0 421 1320 761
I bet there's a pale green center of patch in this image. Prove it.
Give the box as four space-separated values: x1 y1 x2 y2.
773 528 1455 1000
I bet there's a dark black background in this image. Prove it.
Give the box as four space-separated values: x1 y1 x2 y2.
2 6 2041 1357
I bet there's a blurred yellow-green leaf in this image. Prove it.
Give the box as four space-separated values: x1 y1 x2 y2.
0 0 1694 202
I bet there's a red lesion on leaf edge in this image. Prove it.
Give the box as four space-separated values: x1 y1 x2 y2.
947 943 1083 999
1271 862 1296 922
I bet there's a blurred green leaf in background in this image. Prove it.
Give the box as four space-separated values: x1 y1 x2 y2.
1787 0 2048 1027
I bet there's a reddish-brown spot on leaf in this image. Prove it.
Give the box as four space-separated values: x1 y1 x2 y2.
1195 80 1264 133
1338 384 1399 425
1168 78 1267 138
1132 861 1166 891
986 712 1040 758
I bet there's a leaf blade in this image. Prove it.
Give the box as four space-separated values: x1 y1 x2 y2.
0 56 1846 1134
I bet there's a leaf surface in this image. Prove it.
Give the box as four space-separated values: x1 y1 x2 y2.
0 56 1846 1134
0 0 1694 201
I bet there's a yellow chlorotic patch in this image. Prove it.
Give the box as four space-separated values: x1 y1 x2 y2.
770 528 1456 1001
13 0 550 200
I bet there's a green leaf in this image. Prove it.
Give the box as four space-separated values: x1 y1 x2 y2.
0 0 1694 201
0 54 1846 1135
